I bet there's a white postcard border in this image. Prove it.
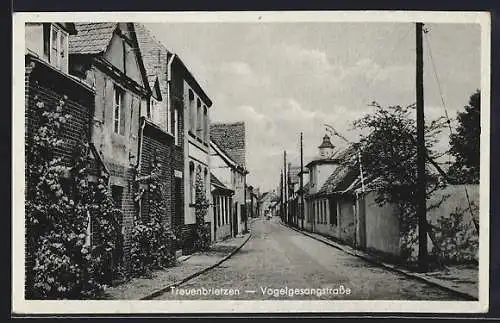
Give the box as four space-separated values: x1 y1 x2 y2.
12 10 491 315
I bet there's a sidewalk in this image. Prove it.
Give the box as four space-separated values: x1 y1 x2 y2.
281 221 478 300
103 233 251 300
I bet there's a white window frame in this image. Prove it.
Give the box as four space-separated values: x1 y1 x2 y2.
49 24 68 72
113 86 123 134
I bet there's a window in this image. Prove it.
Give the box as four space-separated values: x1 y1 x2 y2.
196 99 202 138
189 163 195 204
330 198 338 226
203 106 208 142
174 108 179 145
188 90 195 133
113 87 125 135
44 24 68 72
217 197 221 227
225 197 229 225
148 98 155 119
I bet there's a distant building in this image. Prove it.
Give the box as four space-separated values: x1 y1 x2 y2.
209 138 247 239
303 134 359 244
210 122 249 235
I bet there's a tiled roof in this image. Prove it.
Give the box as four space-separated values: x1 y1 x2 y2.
134 23 172 86
69 23 118 54
300 182 311 195
211 173 233 192
318 165 359 195
210 122 246 168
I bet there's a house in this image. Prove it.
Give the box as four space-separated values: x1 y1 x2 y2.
210 173 234 241
25 23 96 170
301 132 480 266
303 134 359 245
135 24 214 253
134 24 184 254
24 22 98 295
209 138 247 239
258 191 274 218
286 164 302 226
210 122 249 235
246 185 259 218
68 22 152 270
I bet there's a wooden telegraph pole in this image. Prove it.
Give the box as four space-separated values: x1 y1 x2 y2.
300 132 304 229
416 22 428 272
283 150 288 224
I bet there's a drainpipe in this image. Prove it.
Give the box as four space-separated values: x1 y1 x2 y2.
166 54 176 122
136 117 146 215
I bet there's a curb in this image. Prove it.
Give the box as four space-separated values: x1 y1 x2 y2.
140 232 252 300
280 221 478 301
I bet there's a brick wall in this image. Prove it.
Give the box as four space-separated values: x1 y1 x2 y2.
139 123 174 228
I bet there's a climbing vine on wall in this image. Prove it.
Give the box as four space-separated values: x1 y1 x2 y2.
130 158 177 278
25 95 122 299
193 169 211 251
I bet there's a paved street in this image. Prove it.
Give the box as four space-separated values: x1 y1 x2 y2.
155 217 467 300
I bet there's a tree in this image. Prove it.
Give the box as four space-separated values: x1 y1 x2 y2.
352 103 448 265
448 90 481 184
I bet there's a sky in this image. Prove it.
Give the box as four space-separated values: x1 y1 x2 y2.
144 22 481 193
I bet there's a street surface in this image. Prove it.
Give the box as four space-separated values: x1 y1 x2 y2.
156 217 466 300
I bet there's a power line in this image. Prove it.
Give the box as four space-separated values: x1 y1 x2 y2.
423 28 479 234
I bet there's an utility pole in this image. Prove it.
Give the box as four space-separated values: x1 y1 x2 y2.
300 132 304 229
280 170 283 222
416 22 428 273
283 150 288 225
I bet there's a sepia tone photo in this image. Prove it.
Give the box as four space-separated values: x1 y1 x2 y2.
12 11 490 314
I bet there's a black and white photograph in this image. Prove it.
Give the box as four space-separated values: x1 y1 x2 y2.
12 11 490 314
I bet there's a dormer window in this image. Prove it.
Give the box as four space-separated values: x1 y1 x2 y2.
43 24 69 73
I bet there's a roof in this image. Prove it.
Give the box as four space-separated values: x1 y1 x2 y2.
57 23 78 35
299 182 311 195
317 165 359 196
134 23 212 107
134 23 171 90
211 173 234 193
69 23 151 96
210 122 246 168
69 23 118 55
318 134 335 149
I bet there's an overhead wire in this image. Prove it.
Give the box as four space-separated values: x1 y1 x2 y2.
423 26 479 234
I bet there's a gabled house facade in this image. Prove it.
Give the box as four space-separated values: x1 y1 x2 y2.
134 24 184 254
68 22 151 269
303 134 359 245
135 24 214 254
210 122 249 235
210 138 247 238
